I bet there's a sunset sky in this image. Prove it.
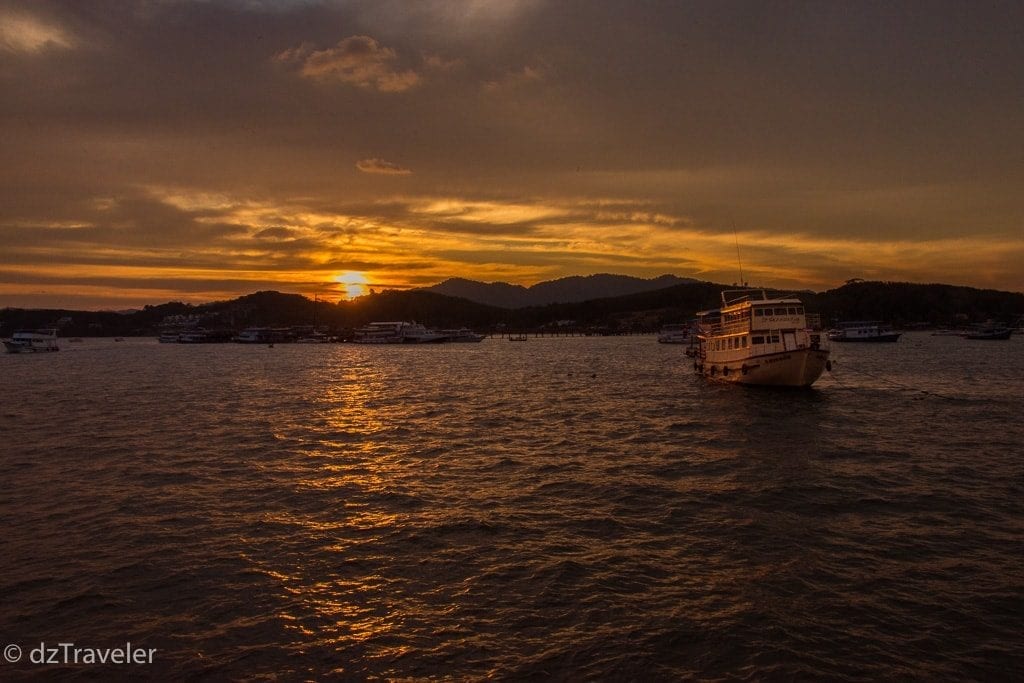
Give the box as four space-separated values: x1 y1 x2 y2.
2 0 1023 309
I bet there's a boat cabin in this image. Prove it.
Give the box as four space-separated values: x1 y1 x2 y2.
697 290 820 363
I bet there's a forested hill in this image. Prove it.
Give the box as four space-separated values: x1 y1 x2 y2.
806 281 1024 325
1 280 1022 336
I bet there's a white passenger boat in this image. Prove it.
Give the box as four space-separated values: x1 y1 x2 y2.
827 321 901 342
694 290 830 387
353 322 446 344
3 329 60 353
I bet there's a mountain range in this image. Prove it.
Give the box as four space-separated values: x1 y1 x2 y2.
2 279 1022 338
420 274 699 308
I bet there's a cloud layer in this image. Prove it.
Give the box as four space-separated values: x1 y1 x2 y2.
1 0 1022 308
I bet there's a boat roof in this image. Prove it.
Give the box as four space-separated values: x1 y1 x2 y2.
697 290 805 315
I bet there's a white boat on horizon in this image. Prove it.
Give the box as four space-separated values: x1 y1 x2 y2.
827 321 901 342
439 328 486 342
353 322 446 344
3 329 60 354
694 290 830 387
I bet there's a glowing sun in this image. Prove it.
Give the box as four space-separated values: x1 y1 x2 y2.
334 271 369 299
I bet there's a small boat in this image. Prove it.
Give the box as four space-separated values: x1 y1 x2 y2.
962 325 1013 340
509 334 528 341
439 328 485 343
694 290 830 387
3 329 60 353
657 323 691 344
235 327 273 344
827 321 901 342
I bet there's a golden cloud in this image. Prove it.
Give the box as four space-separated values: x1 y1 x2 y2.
277 35 421 92
0 10 74 53
356 158 413 175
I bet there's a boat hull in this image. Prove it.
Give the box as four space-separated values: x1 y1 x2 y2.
696 348 830 387
829 333 901 342
963 330 1012 340
4 341 59 353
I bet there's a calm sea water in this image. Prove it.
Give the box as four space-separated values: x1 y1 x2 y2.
1 334 1022 680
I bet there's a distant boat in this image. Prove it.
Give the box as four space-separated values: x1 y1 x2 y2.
962 325 1013 340
3 329 60 354
509 333 528 342
234 327 275 344
296 331 331 343
353 322 446 344
439 328 485 342
694 290 830 387
657 323 691 344
827 321 901 342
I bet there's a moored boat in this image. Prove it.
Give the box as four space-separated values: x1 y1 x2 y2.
353 321 446 344
694 290 829 387
827 321 901 342
657 323 691 344
438 328 486 342
234 327 277 344
3 329 60 353
962 325 1013 340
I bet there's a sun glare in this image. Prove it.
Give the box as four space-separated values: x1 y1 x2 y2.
334 271 369 299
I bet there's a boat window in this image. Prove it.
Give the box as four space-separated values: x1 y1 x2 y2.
754 308 764 317
770 334 780 343
796 307 804 315
752 336 764 344
741 336 747 348
787 307 797 315
774 307 788 315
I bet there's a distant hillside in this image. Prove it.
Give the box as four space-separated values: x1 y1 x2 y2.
422 274 698 308
804 280 1024 326
2 280 1021 337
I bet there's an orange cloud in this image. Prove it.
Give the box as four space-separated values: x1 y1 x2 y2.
277 35 421 92
356 158 412 175
0 10 74 53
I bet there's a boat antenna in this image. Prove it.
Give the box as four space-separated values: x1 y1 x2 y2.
733 222 745 287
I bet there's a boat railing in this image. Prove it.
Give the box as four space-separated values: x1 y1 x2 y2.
699 317 750 337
